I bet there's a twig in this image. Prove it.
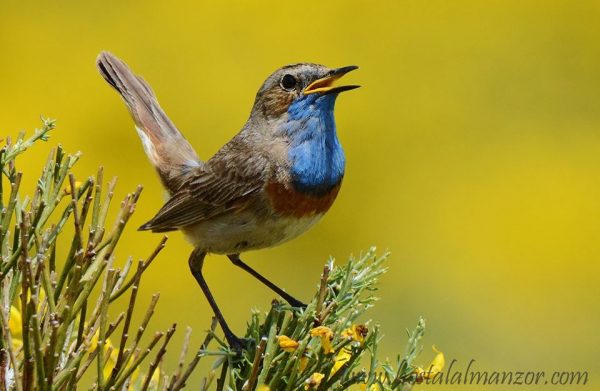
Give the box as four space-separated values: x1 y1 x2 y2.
110 236 167 303
244 337 267 391
108 261 143 387
141 323 177 390
111 332 164 390
170 317 218 391
314 264 331 325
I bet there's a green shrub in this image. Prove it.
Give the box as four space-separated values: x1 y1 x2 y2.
0 120 435 390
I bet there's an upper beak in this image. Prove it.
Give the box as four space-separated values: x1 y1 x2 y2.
303 65 360 95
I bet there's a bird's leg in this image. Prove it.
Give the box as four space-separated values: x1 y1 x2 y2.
188 248 247 352
227 254 306 308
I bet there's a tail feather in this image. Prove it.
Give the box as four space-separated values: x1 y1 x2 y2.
97 51 201 192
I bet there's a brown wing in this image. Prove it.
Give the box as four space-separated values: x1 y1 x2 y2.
139 146 269 232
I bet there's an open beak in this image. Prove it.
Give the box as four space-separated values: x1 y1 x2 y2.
303 65 360 95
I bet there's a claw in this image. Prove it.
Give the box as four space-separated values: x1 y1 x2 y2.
226 334 254 354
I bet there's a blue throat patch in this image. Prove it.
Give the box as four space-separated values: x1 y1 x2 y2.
284 93 345 196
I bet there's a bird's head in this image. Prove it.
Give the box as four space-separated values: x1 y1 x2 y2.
248 64 358 194
251 63 359 122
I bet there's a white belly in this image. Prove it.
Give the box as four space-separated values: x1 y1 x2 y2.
182 211 324 254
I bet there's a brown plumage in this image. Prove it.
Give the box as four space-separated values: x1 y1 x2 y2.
265 182 341 218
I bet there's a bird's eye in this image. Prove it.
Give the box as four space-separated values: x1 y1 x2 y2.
280 74 298 91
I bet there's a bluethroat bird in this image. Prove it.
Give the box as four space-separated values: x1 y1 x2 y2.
96 52 359 351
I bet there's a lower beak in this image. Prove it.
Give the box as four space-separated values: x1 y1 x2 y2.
303 65 360 95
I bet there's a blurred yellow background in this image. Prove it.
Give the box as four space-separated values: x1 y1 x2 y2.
1 1 598 389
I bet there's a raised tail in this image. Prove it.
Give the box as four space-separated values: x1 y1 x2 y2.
97 51 201 193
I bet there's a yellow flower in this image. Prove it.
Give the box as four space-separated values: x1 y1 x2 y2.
9 306 22 336
331 326 368 376
277 335 299 352
11 338 23 350
104 349 119 380
88 331 141 384
310 326 334 354
341 324 368 345
148 367 162 388
88 331 100 353
89 334 119 381
88 330 115 355
331 348 351 375
310 326 332 338
257 385 270 391
298 354 309 373
105 349 144 388
63 180 83 195
9 306 23 349
304 372 325 390
414 345 445 382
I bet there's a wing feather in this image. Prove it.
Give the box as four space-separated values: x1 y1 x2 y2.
139 147 269 232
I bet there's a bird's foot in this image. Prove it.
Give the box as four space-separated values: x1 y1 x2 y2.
273 295 307 309
225 333 254 354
